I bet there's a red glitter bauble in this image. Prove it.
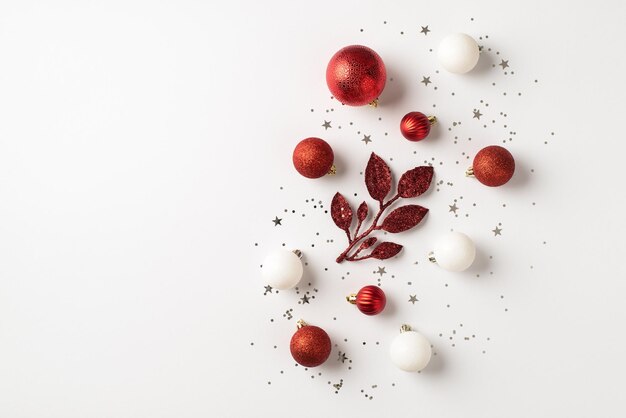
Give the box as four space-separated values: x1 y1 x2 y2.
290 322 332 367
400 112 435 141
471 145 515 187
326 45 386 106
348 285 386 315
292 137 334 179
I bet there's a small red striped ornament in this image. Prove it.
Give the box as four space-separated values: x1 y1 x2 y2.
347 285 386 315
400 112 437 142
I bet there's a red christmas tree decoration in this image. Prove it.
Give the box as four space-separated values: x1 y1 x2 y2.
467 145 515 187
326 45 386 107
290 320 332 367
400 112 437 141
347 285 387 315
332 153 434 263
292 137 335 179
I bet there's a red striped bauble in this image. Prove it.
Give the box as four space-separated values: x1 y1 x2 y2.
400 112 435 142
348 285 386 315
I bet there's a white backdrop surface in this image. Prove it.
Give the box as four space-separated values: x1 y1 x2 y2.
0 1 625 417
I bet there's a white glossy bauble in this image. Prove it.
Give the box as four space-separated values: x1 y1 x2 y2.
390 328 432 372
437 33 480 74
262 250 303 290
431 232 476 272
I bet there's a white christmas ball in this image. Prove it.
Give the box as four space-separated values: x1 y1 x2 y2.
437 33 480 74
390 329 432 372
432 231 476 272
262 250 303 290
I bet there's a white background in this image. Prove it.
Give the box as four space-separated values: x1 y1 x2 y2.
1 1 625 417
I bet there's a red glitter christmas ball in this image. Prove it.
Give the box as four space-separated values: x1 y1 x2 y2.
290 321 332 367
400 112 435 142
348 285 386 315
326 45 386 106
292 137 335 179
471 145 515 187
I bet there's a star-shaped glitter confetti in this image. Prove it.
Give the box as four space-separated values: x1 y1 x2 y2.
337 351 348 363
421 76 431 86
408 295 418 304
264 285 273 295
499 59 509 69
473 109 483 119
362 134 372 145
492 226 503 236
272 216 282 226
300 294 310 304
449 203 459 213
322 120 332 130
376 266 387 276
420 25 430 35
333 380 344 392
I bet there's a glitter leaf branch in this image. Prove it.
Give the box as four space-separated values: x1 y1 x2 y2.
331 153 433 263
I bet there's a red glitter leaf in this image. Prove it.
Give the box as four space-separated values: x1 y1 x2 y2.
368 242 403 259
357 201 368 222
380 205 428 233
331 192 353 231
365 153 391 203
358 237 377 251
397 166 434 198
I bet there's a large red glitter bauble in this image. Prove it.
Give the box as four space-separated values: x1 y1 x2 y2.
290 324 332 367
355 285 386 315
292 137 334 179
400 112 433 141
326 45 386 106
472 145 515 187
